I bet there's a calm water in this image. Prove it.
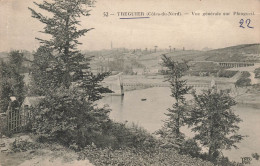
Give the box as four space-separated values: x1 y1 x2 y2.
98 87 260 164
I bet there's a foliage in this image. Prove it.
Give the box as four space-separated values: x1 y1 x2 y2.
252 152 260 160
130 58 145 68
235 78 251 87
29 46 60 95
31 87 111 147
235 71 251 87
28 0 106 92
0 113 7 136
97 122 158 150
187 89 244 162
75 71 112 102
241 71 250 78
156 54 192 143
10 137 39 152
79 144 213 166
0 51 25 112
107 58 135 75
188 62 221 76
254 67 260 78
218 69 237 78
179 138 201 158
28 0 113 148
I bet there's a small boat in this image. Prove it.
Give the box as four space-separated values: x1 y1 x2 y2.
141 98 147 101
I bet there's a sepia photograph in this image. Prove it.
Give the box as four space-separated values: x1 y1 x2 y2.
0 0 260 165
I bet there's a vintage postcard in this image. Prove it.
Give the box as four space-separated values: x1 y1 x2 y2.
0 0 260 165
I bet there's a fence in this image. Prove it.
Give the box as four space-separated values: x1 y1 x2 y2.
6 107 23 134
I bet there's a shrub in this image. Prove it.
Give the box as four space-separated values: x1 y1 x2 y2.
180 138 201 157
31 87 111 148
254 67 260 78
96 122 158 150
10 137 39 152
218 69 237 78
0 113 8 137
235 78 251 87
241 71 250 78
252 152 260 160
79 145 213 166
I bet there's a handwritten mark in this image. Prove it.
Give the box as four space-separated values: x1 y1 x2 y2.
120 17 150 19
240 19 254 28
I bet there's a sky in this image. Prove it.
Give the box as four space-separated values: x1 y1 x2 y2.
0 0 260 52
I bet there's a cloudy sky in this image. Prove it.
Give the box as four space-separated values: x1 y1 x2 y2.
0 0 260 52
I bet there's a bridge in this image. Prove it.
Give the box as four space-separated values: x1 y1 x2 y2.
216 62 254 68
102 73 215 96
123 82 211 88
189 61 255 68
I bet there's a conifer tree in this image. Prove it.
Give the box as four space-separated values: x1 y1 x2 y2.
29 0 92 88
28 0 112 146
156 55 191 145
29 0 110 100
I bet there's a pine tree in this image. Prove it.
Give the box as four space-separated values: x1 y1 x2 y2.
29 0 110 100
156 55 191 146
188 89 244 162
29 0 96 90
28 0 112 146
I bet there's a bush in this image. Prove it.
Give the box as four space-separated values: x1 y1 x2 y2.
235 71 251 87
235 78 251 87
31 87 111 148
10 137 39 152
0 113 8 137
218 69 237 78
180 139 201 157
254 67 260 78
96 122 158 150
241 71 250 78
79 145 213 166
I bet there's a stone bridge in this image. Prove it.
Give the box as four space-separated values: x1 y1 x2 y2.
216 62 254 68
189 61 255 68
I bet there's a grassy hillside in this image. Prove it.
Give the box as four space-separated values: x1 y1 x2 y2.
198 43 260 62
161 44 260 63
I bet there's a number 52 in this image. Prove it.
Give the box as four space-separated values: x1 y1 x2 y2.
240 19 253 28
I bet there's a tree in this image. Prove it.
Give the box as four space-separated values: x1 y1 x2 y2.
0 51 25 112
188 89 244 162
29 46 58 95
156 55 191 145
29 0 97 90
28 0 112 147
28 0 111 100
31 87 111 147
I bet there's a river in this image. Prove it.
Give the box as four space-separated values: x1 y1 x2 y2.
98 87 260 165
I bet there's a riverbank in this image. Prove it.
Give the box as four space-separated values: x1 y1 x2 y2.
235 91 260 109
99 86 260 164
0 132 214 166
